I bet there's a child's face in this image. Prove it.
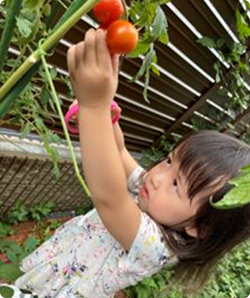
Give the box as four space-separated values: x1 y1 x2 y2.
138 152 201 233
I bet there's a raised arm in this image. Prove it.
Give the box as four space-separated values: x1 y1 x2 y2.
67 29 141 251
70 99 139 178
112 120 139 177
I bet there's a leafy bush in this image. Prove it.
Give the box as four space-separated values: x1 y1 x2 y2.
192 240 250 298
125 240 250 298
0 237 38 266
29 201 54 221
2 200 54 225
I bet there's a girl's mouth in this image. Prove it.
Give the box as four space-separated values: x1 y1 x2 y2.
139 184 149 200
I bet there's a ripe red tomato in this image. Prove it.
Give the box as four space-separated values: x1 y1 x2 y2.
106 20 138 54
93 0 124 27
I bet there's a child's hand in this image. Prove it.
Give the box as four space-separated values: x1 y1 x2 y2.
67 29 120 110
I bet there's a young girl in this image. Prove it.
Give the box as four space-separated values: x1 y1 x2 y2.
4 29 250 297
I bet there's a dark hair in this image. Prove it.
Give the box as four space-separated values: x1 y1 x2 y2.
151 131 250 291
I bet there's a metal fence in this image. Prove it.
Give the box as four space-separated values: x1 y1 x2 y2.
0 133 91 218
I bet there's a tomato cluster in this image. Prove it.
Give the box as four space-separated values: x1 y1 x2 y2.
93 0 138 54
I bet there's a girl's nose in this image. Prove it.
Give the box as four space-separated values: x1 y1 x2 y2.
151 172 162 189
151 162 171 189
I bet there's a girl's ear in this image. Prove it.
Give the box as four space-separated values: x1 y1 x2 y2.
185 226 198 238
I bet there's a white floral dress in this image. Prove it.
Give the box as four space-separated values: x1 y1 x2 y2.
15 167 177 298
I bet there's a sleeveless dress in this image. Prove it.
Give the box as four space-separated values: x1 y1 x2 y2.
15 167 177 298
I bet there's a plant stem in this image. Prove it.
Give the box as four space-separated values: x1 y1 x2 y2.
120 0 128 20
0 0 100 101
40 53 91 198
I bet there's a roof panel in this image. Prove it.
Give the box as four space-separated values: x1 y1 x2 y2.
120 58 196 106
164 5 221 77
209 0 240 39
1 0 250 157
156 44 212 92
175 0 236 42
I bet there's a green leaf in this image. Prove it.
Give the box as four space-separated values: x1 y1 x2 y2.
139 3 156 27
0 0 22 73
9 244 23 256
7 200 29 224
131 47 156 82
210 183 250 209
16 15 33 38
43 3 51 16
211 167 250 209
216 39 225 48
197 37 216 48
0 240 16 252
40 86 51 104
50 66 57 80
6 250 18 263
24 236 38 254
0 222 14 238
35 117 45 132
159 29 169 44
215 72 221 83
229 172 250 186
238 61 249 73
244 0 250 10
151 64 160 76
134 10 150 27
241 164 250 172
47 130 61 144
24 8 38 23
13 7 41 46
126 41 150 58
24 0 46 9
21 122 31 138
30 201 54 221
0 263 23 283
151 6 168 44
236 9 250 42
213 61 222 83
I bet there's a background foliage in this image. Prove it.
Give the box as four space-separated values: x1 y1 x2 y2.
125 240 250 298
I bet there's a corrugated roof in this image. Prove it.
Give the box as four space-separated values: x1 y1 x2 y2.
1 0 250 153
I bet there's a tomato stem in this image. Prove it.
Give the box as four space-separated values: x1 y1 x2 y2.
40 48 91 199
120 0 128 20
